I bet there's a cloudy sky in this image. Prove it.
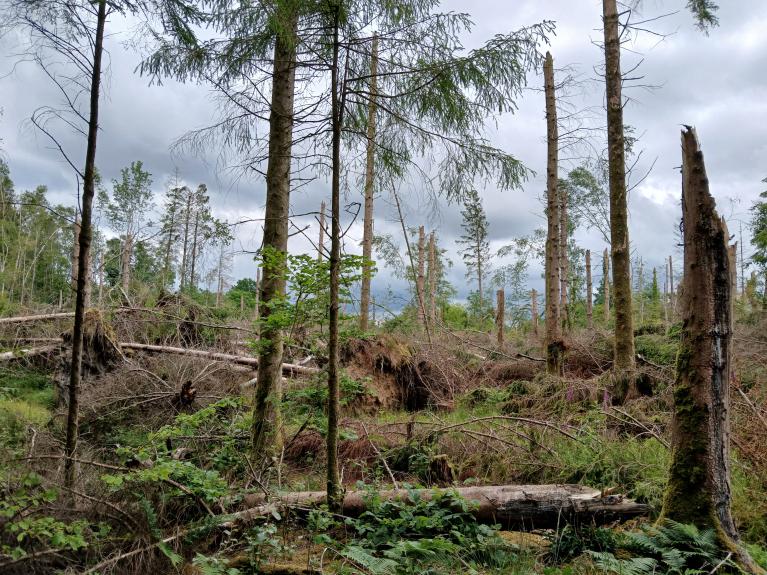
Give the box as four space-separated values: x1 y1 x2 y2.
1 1 765 313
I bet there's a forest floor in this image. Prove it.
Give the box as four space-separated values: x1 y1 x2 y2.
2 304 767 574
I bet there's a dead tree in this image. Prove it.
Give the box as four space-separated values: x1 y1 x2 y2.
585 250 593 329
427 231 437 326
660 127 759 573
603 0 636 392
416 226 426 329
543 51 563 375
317 201 326 262
603 247 610 323
531 289 539 336
496 289 505 347
358 33 378 332
559 182 569 331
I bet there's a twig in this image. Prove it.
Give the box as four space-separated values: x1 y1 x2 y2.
361 421 398 489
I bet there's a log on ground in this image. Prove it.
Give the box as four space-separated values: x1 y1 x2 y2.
241 484 649 529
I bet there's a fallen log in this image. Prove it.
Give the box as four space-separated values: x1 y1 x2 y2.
240 484 650 529
0 345 61 362
120 342 320 377
0 312 74 324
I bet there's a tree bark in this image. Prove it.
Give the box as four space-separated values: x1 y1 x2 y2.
531 288 539 336
317 200 326 262
120 234 132 295
603 247 610 323
427 231 437 326
543 52 563 375
359 33 378 333
586 250 593 329
251 5 298 461
603 0 635 392
668 254 675 315
496 289 505 347
64 0 106 490
660 127 759 573
416 226 426 328
326 5 343 512
638 258 644 326
559 183 569 331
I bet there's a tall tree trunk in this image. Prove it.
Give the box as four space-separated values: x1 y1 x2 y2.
326 5 342 512
427 231 436 326
189 213 200 291
638 258 644 326
179 191 192 291
531 288 539 336
543 52 563 375
251 5 298 461
64 0 106 489
603 247 610 323
586 250 593 329
660 127 759 573
317 200 326 262
254 266 260 323
559 184 569 331
416 226 426 328
71 216 80 295
120 234 132 295
496 289 505 347
216 244 224 308
359 33 378 332
668 255 675 314
603 0 635 396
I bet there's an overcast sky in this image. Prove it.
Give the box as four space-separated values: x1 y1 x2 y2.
1 1 765 313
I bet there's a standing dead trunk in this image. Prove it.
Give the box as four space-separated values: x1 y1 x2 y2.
660 127 759 573
64 0 106 489
359 33 378 333
543 52 563 375
603 0 635 398
416 226 426 329
531 289 539 336
179 190 193 290
251 5 298 461
496 289 505 347
71 216 80 295
559 184 569 331
317 200 326 262
668 255 675 314
728 243 737 307
603 248 610 323
120 234 132 295
638 258 644 327
254 267 260 323
585 250 593 329
427 231 437 326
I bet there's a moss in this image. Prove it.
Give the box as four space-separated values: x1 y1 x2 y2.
660 344 714 526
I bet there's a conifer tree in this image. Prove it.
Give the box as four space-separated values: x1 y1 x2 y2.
457 189 491 313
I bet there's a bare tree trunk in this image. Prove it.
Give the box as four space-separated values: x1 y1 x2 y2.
543 52 563 375
189 213 200 291
603 247 610 323
64 0 106 490
638 258 644 326
668 255 675 314
416 226 426 329
531 288 539 336
728 243 738 307
254 267 260 322
559 184 569 330
179 190 193 291
71 216 80 294
660 127 759 573
586 250 593 329
317 200 326 262
359 33 378 333
603 0 635 395
251 5 298 462
120 234 132 295
326 6 343 512
496 289 505 347
427 231 436 326
739 223 745 297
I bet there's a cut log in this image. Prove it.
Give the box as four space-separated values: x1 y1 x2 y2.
240 484 649 529
120 342 319 376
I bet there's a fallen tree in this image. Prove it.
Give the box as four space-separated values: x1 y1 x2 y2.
240 484 649 529
120 342 319 377
0 345 60 361
0 312 75 324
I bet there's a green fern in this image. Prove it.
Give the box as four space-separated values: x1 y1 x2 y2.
342 544 399 575
589 521 739 575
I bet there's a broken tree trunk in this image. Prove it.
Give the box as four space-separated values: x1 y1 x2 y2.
660 127 759 573
120 342 319 377
428 231 437 326
0 345 60 362
0 312 75 324
531 289 539 336
603 248 610 323
242 484 649 530
416 226 426 330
